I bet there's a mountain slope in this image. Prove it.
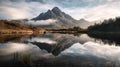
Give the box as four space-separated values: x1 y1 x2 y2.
32 7 89 28
78 19 93 29
0 20 26 29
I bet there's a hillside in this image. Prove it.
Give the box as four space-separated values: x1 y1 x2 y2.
0 20 22 29
88 17 120 32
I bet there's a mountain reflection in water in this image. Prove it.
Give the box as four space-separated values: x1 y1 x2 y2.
0 33 120 67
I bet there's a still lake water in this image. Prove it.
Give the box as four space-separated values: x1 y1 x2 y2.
0 33 120 67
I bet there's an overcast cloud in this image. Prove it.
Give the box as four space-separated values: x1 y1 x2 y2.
0 0 120 21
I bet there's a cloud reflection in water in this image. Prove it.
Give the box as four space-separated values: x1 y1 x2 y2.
60 41 120 62
27 37 57 44
0 42 54 59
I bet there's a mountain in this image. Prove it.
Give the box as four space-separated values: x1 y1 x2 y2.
31 7 89 28
78 19 94 29
29 33 82 56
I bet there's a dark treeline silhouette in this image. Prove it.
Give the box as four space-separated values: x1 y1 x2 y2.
46 26 86 34
87 17 120 45
46 26 82 31
88 17 120 32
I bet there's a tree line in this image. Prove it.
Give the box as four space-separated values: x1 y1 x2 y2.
87 17 120 32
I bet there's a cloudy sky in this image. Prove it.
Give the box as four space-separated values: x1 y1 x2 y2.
0 0 120 21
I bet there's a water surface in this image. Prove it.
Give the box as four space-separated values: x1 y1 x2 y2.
0 33 120 67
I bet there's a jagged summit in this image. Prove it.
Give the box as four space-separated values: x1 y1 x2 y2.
31 7 89 28
52 7 61 13
31 7 67 20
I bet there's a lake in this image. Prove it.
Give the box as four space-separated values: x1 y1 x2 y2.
0 33 120 67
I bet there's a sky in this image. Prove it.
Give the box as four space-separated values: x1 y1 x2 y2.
0 0 120 21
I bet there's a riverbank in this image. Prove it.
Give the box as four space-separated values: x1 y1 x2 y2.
0 28 46 35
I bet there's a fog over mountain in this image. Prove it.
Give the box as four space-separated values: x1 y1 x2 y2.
0 0 120 28
31 7 90 28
